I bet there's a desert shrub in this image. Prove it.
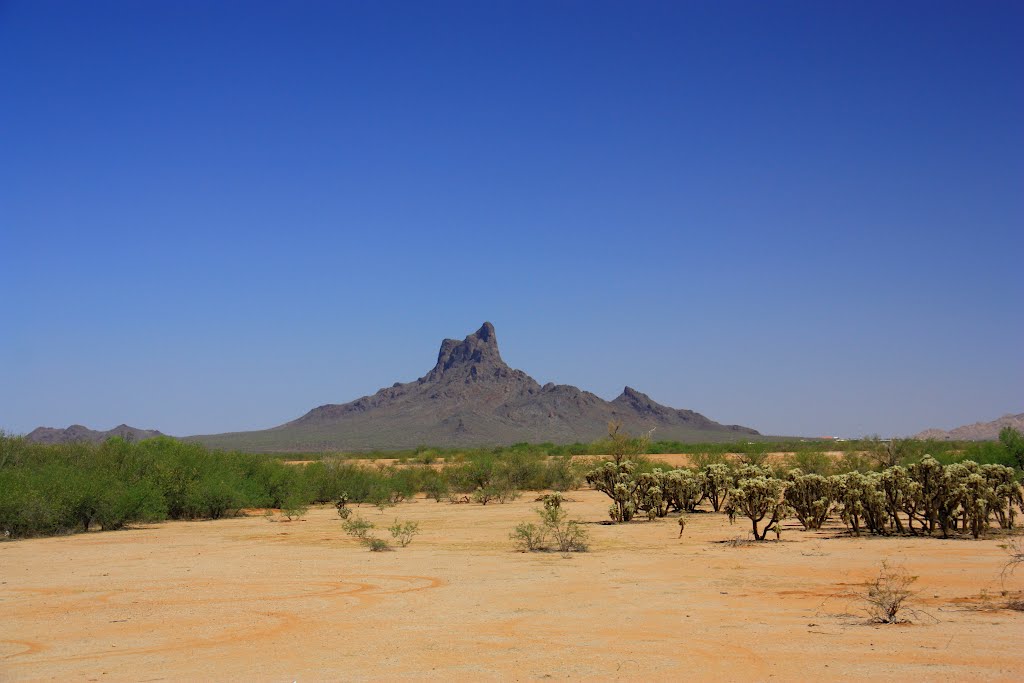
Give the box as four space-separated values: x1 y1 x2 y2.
860 561 918 623
510 522 548 552
93 480 166 531
542 505 589 552
1002 538 1024 580
537 456 582 491
737 444 771 467
364 537 393 552
834 452 877 474
785 451 834 476
472 483 519 505
342 516 374 539
511 504 588 553
280 495 308 521
388 520 420 547
692 452 729 469
420 470 451 502
999 427 1024 470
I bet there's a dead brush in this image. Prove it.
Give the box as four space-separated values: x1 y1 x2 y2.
1000 538 1024 610
721 534 756 548
859 560 919 624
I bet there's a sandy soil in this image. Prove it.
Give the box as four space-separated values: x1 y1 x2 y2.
2 490 1022 682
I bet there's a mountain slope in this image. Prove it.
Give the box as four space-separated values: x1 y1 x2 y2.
25 424 165 445
914 413 1024 441
192 322 760 452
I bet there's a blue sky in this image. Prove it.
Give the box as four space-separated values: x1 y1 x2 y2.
2 1 1021 439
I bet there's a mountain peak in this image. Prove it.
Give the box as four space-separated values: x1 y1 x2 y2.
475 321 496 343
429 322 506 379
210 321 760 450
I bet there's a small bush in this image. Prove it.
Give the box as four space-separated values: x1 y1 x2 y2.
861 561 917 623
510 505 588 553
543 506 588 553
389 520 420 547
472 484 519 505
364 537 393 552
342 516 374 539
280 495 308 521
510 522 548 552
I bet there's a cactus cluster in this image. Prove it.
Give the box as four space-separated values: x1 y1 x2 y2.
778 459 1022 538
586 451 1023 541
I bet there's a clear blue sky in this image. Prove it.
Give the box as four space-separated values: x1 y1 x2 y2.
2 1 1021 439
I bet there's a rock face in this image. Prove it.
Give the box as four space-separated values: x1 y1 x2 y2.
25 424 165 445
194 322 760 452
913 413 1024 441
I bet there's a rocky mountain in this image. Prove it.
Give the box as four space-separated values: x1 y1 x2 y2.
25 424 165 445
914 413 1024 441
193 322 761 452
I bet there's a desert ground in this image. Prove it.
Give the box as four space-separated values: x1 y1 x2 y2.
2 489 1022 682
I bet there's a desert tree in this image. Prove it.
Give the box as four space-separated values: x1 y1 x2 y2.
999 426 1024 470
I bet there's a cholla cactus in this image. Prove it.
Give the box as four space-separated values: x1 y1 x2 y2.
982 464 1021 529
832 472 887 536
728 475 789 541
663 469 705 513
540 492 564 510
702 463 733 512
586 460 640 522
908 456 945 535
958 472 992 539
784 470 835 530
733 463 774 487
635 470 668 518
879 466 920 534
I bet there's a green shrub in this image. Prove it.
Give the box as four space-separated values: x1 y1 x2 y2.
342 516 374 539
388 520 420 547
364 536 393 552
510 522 548 551
510 505 588 553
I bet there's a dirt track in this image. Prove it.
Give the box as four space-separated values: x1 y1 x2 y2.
2 489 1022 681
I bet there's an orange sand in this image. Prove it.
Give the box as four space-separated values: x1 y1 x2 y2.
2 489 1022 681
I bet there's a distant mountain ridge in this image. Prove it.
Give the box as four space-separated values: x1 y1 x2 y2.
914 413 1024 441
192 322 761 452
26 424 165 445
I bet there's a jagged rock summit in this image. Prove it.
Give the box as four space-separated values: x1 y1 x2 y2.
26 424 165 445
193 322 760 451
